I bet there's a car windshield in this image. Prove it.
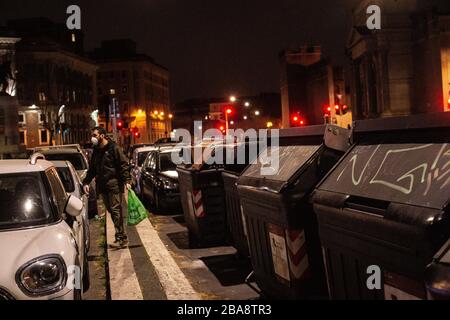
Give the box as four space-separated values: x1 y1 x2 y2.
138 151 151 167
160 153 177 172
0 173 54 230
55 167 75 193
44 153 87 170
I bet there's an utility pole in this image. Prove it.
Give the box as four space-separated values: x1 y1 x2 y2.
110 97 118 142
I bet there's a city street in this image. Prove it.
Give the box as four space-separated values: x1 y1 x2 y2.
1 0 450 305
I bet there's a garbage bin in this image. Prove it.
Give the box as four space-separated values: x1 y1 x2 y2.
222 141 259 258
237 125 351 299
425 238 450 300
177 143 231 246
312 112 450 300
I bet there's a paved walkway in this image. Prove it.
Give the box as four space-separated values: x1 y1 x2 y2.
106 212 200 300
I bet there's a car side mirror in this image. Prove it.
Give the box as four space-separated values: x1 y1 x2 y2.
65 195 83 217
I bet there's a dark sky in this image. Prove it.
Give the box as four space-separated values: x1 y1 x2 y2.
1 0 360 103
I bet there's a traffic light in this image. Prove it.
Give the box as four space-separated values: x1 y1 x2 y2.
291 114 305 127
117 119 124 130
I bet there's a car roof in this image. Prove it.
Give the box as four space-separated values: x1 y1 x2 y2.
38 149 81 155
0 159 54 174
135 146 158 153
51 160 71 168
159 147 181 154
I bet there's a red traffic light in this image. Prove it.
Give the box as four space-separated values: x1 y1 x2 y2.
117 119 124 129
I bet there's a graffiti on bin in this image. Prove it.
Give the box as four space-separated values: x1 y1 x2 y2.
325 143 450 208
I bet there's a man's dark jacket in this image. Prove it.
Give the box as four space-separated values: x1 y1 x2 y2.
83 141 131 193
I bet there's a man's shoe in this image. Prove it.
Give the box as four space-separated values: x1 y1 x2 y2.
119 239 129 249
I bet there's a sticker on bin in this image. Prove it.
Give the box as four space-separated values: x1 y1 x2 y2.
383 271 426 300
188 190 205 218
286 230 309 280
268 224 310 283
268 224 290 282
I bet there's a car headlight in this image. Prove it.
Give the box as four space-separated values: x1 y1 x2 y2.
15 255 67 297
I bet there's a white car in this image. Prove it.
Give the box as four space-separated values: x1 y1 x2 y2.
52 160 91 257
131 146 157 195
0 154 87 300
34 147 98 218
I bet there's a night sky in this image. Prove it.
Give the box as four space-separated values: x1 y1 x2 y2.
1 0 367 103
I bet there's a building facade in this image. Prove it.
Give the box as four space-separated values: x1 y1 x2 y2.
347 0 450 120
91 40 171 146
279 47 351 128
1 18 97 149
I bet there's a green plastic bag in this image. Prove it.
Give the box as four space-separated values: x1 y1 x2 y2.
127 189 148 226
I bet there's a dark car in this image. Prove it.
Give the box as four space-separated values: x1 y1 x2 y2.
140 148 181 213
128 143 154 160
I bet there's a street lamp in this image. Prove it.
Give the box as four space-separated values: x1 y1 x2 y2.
254 110 260 116
230 96 236 103
244 102 250 107
243 115 248 120
169 114 173 119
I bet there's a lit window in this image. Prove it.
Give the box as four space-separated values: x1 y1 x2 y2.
71 33 76 43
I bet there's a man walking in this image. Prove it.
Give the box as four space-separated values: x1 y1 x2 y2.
83 127 131 248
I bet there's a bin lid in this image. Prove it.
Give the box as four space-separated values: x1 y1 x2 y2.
177 142 258 173
318 142 450 210
238 144 322 193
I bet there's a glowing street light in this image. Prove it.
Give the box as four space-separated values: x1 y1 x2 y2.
254 110 260 116
266 121 273 128
230 121 234 125
154 110 159 115
169 114 173 119
230 96 237 103
244 102 250 107
243 115 248 120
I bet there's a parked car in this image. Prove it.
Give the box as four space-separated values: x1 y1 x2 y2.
131 146 157 196
52 160 91 257
0 154 88 300
141 147 181 213
128 143 154 160
33 147 98 219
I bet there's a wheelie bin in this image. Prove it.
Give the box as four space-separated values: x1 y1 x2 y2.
237 125 351 299
222 141 259 258
178 142 244 246
312 112 450 300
